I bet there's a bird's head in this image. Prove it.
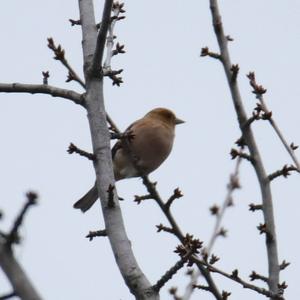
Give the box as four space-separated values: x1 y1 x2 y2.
145 108 185 126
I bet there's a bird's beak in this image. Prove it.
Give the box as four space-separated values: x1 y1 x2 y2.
175 117 185 125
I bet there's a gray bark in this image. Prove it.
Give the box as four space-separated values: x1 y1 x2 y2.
209 0 280 296
78 1 159 299
0 241 43 300
0 83 83 105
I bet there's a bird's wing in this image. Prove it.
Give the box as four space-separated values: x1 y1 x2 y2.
111 120 138 159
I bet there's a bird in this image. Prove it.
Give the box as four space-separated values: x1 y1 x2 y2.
73 107 184 212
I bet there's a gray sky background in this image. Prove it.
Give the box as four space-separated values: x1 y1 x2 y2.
1 1 300 299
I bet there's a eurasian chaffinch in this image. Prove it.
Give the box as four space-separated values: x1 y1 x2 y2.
73 107 184 212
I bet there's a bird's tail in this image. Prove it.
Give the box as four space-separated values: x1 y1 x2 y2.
73 183 98 213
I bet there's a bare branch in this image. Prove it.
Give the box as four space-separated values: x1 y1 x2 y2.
47 37 86 88
69 19 81 26
0 241 43 300
0 83 83 106
208 0 280 295
6 192 38 247
247 72 300 171
200 47 221 60
165 188 183 211
86 229 107 241
67 143 95 161
193 259 284 300
106 112 121 134
183 159 242 300
279 260 290 271
207 157 241 253
268 165 298 181
156 224 175 235
90 0 114 75
141 176 223 300
153 252 192 292
78 1 158 299
249 271 268 283
230 148 253 163
142 177 184 239
0 292 17 300
134 194 153 204
102 2 125 86
0 193 42 300
249 203 263 212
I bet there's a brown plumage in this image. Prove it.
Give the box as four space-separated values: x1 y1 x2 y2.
73 107 184 212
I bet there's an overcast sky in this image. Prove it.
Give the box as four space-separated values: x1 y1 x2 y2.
1 1 300 299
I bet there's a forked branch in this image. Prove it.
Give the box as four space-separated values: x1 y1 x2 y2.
208 0 280 296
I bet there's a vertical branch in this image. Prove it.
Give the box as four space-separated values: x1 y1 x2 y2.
103 3 123 70
209 0 279 296
91 0 114 74
78 1 158 299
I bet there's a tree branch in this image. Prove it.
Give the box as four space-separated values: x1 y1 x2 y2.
0 193 42 300
90 0 114 75
6 192 38 247
207 157 241 253
140 177 223 300
0 292 17 300
182 158 242 300
102 2 125 86
153 253 190 292
247 72 300 171
78 1 158 299
208 0 280 296
0 83 83 106
47 37 86 88
0 241 43 300
202 262 284 300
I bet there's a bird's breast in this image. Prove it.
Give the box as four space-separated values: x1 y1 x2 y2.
130 124 174 174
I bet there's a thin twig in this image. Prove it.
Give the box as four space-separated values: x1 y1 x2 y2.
153 252 192 292
6 192 38 247
69 19 81 26
182 159 242 299
0 292 17 300
86 229 107 241
67 143 95 161
0 83 83 106
268 165 298 181
142 177 185 239
207 158 241 252
47 37 86 88
200 261 284 300
247 72 300 171
249 271 268 283
165 188 183 211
